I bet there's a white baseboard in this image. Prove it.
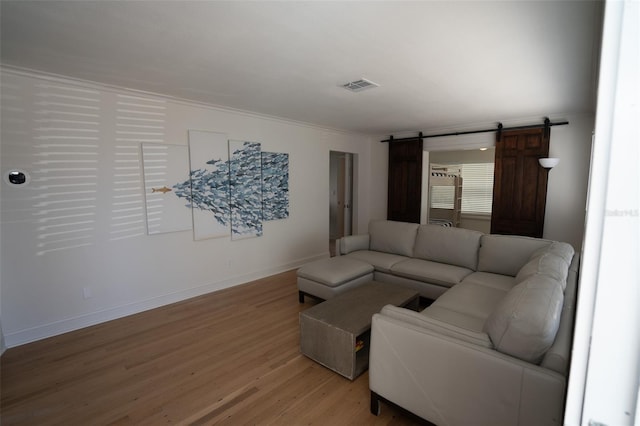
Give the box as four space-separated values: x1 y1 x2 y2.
1 329 6 356
4 253 328 348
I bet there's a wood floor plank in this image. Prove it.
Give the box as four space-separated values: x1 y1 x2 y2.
1 270 423 425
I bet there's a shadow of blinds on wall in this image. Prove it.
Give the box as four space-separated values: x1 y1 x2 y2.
109 94 166 241
31 83 101 256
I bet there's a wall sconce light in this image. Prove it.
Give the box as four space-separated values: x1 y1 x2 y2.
538 158 560 169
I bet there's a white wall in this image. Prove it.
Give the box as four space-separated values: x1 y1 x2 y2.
429 147 495 165
0 199 4 354
542 113 594 250
368 138 389 222
0 70 376 347
420 151 430 224
0 314 5 355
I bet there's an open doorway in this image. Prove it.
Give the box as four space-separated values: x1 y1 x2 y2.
424 148 495 234
329 151 354 256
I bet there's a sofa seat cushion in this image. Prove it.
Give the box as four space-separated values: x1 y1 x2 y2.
413 224 483 270
390 259 473 288
297 256 373 287
369 220 419 257
422 306 487 333
484 274 564 363
381 305 493 348
460 272 516 292
428 282 509 326
345 250 407 273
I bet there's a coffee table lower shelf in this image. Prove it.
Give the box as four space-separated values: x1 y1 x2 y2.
299 281 419 380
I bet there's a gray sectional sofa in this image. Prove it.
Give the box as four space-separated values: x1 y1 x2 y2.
298 219 579 426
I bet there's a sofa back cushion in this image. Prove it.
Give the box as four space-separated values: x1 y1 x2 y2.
484 275 564 363
369 220 419 257
515 242 574 290
515 253 571 290
477 234 551 277
413 224 483 270
531 241 575 265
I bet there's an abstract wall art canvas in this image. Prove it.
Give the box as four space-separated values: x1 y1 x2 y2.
262 152 289 220
229 140 263 240
141 143 192 235
178 130 230 240
143 132 289 241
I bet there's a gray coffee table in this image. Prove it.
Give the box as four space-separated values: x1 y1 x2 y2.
299 281 419 380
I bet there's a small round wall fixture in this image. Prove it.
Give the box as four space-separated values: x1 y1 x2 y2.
538 158 560 169
4 169 31 187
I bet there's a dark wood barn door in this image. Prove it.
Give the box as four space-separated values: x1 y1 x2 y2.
387 138 423 223
491 127 550 237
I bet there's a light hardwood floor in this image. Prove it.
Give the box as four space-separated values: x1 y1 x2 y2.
1 270 424 425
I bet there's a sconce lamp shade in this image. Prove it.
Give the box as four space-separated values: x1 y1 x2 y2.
539 157 560 169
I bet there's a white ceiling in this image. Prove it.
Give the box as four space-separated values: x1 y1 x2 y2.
0 1 603 135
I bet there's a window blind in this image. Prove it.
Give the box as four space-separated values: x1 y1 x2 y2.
430 186 455 209
460 163 494 214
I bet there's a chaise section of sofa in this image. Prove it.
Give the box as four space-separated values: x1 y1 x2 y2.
341 220 418 273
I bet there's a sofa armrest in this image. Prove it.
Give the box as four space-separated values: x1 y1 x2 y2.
338 234 370 255
370 313 566 426
380 305 493 348
540 253 580 375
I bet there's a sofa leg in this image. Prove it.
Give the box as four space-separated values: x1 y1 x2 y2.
370 391 381 416
298 291 305 304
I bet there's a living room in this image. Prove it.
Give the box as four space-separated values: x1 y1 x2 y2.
1 1 637 425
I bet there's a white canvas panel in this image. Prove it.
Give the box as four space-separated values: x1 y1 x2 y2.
187 130 230 240
141 143 192 235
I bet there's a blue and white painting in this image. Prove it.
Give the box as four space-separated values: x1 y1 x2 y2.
141 143 193 235
159 132 289 241
178 131 230 240
262 152 289 220
229 140 263 239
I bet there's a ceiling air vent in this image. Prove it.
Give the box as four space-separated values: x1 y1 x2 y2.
342 78 379 93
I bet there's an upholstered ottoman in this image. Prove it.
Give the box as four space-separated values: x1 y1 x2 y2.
297 257 374 302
